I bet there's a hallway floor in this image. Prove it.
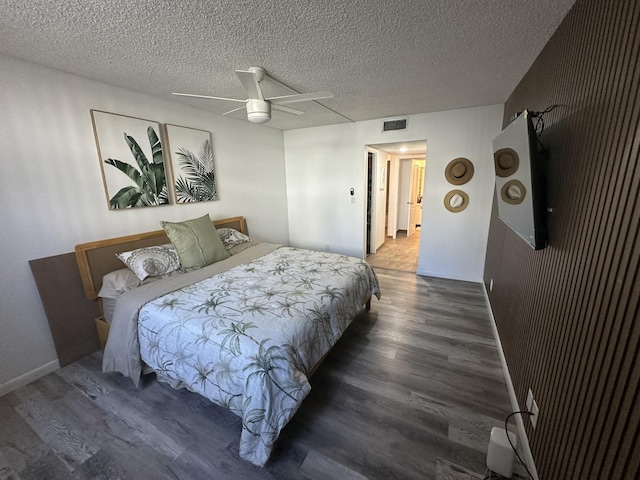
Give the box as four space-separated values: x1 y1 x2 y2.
367 229 420 272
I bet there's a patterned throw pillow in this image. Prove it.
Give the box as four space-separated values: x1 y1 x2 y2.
217 228 252 249
116 244 181 281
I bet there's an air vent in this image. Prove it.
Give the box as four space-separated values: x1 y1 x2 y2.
382 118 408 132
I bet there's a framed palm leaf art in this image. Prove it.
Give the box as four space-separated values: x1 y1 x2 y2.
90 110 170 209
164 124 218 203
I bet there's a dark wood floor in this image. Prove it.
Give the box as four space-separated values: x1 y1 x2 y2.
0 269 517 480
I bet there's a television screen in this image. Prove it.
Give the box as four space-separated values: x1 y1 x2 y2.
492 110 547 250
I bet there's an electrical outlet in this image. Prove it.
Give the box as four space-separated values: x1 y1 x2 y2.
526 389 534 411
531 399 539 429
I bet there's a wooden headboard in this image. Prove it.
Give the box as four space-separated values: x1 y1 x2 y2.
75 216 247 300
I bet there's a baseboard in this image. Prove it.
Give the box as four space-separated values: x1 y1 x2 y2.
0 360 60 398
415 268 482 283
482 286 540 480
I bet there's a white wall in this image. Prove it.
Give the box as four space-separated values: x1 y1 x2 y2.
0 55 288 392
283 104 504 281
283 125 365 257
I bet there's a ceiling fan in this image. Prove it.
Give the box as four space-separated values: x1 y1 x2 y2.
172 67 333 124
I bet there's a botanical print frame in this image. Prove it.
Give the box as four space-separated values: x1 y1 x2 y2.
90 110 170 210
164 124 218 203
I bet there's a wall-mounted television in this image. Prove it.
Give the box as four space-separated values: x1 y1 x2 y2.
492 110 547 250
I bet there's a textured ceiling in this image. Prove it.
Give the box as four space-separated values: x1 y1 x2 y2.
0 0 576 130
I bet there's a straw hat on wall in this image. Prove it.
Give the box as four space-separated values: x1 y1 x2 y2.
444 157 474 185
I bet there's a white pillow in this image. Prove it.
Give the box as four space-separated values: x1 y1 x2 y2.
116 244 181 281
99 266 180 300
98 268 143 299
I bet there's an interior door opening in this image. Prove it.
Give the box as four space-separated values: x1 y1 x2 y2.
364 141 426 272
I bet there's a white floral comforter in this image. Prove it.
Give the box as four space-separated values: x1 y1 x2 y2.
134 246 380 466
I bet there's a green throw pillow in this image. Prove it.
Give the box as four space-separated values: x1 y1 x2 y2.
161 214 230 270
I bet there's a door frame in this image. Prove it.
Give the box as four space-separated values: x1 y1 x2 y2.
365 147 384 255
363 141 427 261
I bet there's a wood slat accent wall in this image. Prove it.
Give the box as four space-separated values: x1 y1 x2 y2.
484 0 640 478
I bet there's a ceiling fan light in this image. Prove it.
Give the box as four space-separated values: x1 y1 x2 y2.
246 99 271 123
247 112 271 123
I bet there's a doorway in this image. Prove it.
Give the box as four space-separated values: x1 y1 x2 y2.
365 141 426 272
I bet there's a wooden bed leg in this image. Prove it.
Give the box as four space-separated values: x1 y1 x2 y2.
365 299 371 311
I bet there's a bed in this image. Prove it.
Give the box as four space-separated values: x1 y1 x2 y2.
75 215 380 466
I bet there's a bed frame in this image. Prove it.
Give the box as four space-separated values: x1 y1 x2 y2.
75 216 247 300
74 216 248 349
75 215 369 364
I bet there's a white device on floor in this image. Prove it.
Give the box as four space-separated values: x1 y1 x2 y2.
486 426 517 477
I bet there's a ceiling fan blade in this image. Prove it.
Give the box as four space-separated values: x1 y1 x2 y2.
267 91 333 105
235 70 264 100
172 92 246 103
272 104 304 116
222 105 247 116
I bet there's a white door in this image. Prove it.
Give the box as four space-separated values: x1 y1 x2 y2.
407 161 421 236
